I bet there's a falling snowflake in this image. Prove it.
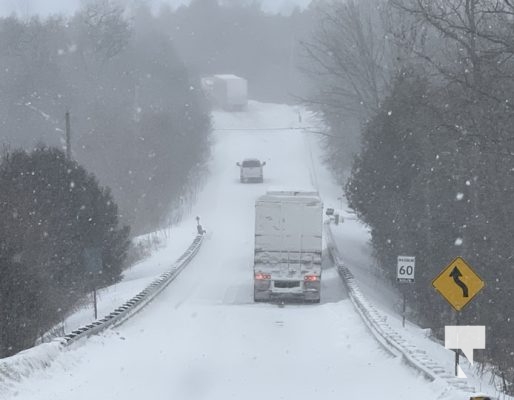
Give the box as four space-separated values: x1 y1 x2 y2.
454 238 463 246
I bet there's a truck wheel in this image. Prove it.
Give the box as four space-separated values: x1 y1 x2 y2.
254 289 269 302
305 297 320 304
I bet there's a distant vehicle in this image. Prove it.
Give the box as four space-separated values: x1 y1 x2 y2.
325 208 334 216
201 74 247 111
237 158 266 183
469 394 495 400
253 189 323 303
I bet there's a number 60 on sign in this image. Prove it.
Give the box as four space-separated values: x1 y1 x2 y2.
397 256 415 283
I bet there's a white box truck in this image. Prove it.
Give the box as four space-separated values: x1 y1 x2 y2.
253 189 323 303
201 74 247 111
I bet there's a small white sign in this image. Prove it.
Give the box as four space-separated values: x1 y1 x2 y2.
445 325 485 369
397 256 415 283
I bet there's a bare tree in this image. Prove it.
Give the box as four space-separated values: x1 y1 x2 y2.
79 0 132 66
301 0 396 172
390 0 514 103
303 0 395 120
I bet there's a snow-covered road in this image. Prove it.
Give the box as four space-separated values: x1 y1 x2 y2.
8 102 451 400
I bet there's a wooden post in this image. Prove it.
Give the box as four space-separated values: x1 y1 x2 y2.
93 287 98 320
402 290 406 328
455 312 460 376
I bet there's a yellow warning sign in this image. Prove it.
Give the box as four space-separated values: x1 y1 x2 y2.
432 257 485 311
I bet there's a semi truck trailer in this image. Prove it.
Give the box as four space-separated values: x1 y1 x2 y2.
201 74 247 111
237 158 266 183
253 189 323 303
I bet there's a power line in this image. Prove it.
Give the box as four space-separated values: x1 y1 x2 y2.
213 127 314 131
212 126 337 137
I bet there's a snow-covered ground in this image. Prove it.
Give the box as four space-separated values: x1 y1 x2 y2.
56 228 198 335
3 101 503 399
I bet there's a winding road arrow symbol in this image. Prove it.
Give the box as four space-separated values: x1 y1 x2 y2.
450 266 469 297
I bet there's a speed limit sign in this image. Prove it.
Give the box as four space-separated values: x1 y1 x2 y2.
397 256 415 283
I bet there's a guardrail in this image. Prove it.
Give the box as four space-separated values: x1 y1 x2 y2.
324 223 475 394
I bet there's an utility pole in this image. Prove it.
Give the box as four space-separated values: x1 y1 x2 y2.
93 287 98 320
337 196 344 211
454 312 460 376
65 111 71 159
402 288 406 328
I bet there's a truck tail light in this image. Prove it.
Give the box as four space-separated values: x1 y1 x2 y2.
304 275 319 282
255 273 271 280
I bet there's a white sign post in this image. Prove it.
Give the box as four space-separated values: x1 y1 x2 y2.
397 256 415 328
397 256 415 283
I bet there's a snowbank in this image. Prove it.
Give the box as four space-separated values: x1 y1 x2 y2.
0 233 204 395
0 341 63 392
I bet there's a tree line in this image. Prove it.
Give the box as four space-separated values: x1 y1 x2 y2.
155 0 317 104
307 0 514 390
0 1 211 234
0 0 215 357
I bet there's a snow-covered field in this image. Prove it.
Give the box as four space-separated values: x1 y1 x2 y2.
3 101 503 399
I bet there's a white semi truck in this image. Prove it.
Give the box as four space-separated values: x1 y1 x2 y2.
253 189 323 303
201 74 248 111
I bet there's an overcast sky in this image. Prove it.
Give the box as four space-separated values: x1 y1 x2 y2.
0 0 312 18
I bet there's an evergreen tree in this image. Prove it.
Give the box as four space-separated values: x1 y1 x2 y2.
0 147 129 357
